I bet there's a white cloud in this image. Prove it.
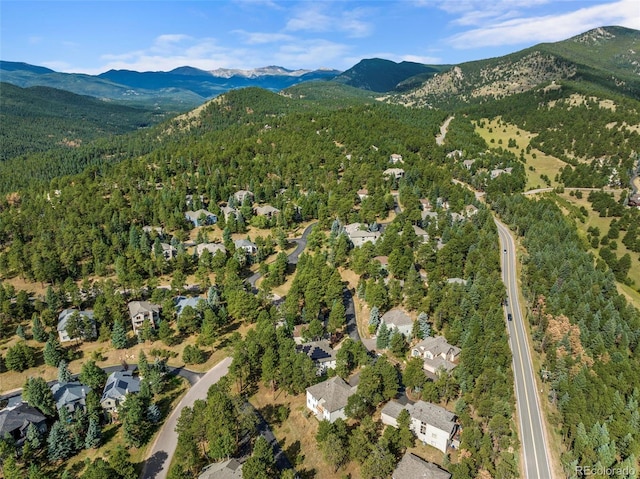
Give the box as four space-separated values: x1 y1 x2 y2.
446 0 640 49
232 30 295 45
284 3 373 38
272 39 351 69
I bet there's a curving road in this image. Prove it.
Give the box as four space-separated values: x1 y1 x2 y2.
495 218 554 479
141 357 232 479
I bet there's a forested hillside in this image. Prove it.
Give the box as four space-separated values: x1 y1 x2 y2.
0 82 165 161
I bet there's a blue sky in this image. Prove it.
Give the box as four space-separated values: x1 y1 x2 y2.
1 0 639 74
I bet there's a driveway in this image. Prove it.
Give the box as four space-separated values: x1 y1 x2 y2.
141 357 232 479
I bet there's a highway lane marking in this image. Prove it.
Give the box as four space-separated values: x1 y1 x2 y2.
498 223 541 479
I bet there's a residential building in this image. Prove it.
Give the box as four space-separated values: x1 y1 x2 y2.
234 190 254 204
254 205 280 218
297 340 337 374
220 205 239 220
344 223 381 247
420 198 432 211
373 256 389 269
158 242 177 260
195 242 227 257
392 452 451 479
490 167 513 179
411 336 461 375
462 159 476 170
57 308 96 342
464 204 479 217
381 399 458 453
142 226 164 237
51 381 91 413
198 459 243 479
234 238 257 255
185 209 218 227
357 188 369 200
101 370 140 413
383 168 405 179
379 309 413 338
306 376 357 423
445 150 463 159
389 153 404 164
0 403 47 445
128 301 160 334
175 296 203 317
413 225 429 242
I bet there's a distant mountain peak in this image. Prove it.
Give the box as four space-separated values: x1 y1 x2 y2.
571 26 617 45
208 66 317 79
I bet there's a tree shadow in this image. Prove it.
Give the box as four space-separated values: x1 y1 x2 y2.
285 439 303 467
141 450 168 479
297 467 317 479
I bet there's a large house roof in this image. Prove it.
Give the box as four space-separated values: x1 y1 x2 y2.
175 296 203 316
306 376 355 413
413 336 460 358
410 400 457 433
51 382 90 410
57 308 94 332
198 458 243 479
128 301 160 317
381 309 413 327
297 340 336 364
0 403 46 436
101 370 140 402
393 452 451 479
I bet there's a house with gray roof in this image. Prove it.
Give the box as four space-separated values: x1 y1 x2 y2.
128 300 160 334
234 238 257 255
101 370 140 414
254 205 280 218
195 242 227 258
51 381 91 413
344 222 381 247
198 458 243 479
0 403 47 445
379 309 413 338
234 190 254 204
220 205 239 220
57 308 96 342
175 296 203 317
382 399 458 453
306 376 357 423
297 340 337 374
383 168 405 179
185 209 217 227
411 336 461 376
393 452 451 479
157 242 177 260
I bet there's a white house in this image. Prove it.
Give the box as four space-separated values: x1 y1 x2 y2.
389 153 404 164
393 452 451 479
411 336 461 375
490 167 513 179
128 301 160 334
462 159 476 170
297 340 337 374
379 309 413 338
357 189 369 200
57 309 96 342
344 223 381 247
381 399 458 453
383 168 405 180
306 376 357 423
234 238 257 255
158 242 177 260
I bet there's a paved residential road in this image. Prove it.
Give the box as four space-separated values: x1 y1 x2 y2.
141 356 232 479
495 218 554 479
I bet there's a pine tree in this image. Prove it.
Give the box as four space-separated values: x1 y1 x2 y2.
369 306 380 327
138 351 149 377
158 319 174 346
23 376 56 417
25 422 42 450
47 421 74 461
376 322 390 349
417 312 430 339
31 314 48 342
57 360 72 384
111 320 128 349
43 333 64 367
147 403 161 424
15 324 25 339
84 416 101 449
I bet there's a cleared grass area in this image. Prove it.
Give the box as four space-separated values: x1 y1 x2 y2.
473 118 568 191
250 385 361 479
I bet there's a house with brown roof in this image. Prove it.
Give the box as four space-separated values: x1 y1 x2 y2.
382 399 458 453
393 452 451 479
254 205 280 218
306 377 357 423
411 336 461 376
